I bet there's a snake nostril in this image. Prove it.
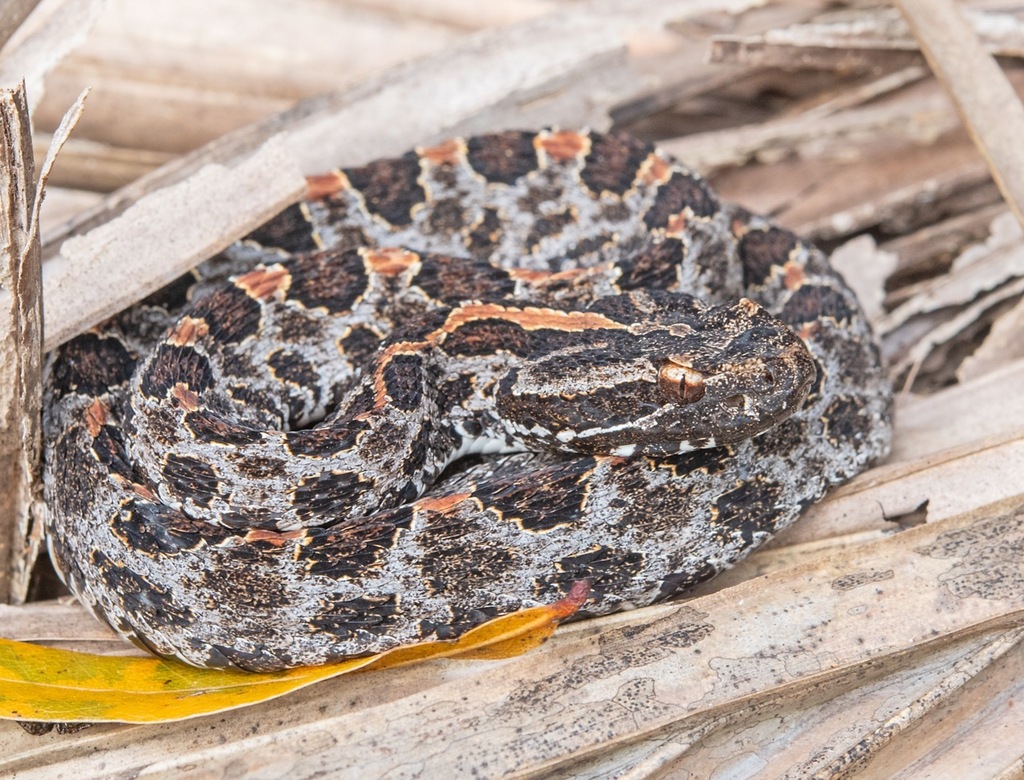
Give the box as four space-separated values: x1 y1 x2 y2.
763 369 775 386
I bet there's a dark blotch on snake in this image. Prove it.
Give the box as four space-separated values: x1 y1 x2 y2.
287 248 367 313
49 333 135 397
643 172 719 229
343 152 425 227
90 425 133 480
339 325 384 367
412 256 518 304
713 479 786 546
466 131 538 185
441 318 532 357
139 345 214 399
381 353 425 411
291 470 364 523
782 284 856 328
581 132 651 196
192 288 262 345
245 203 318 253
163 454 223 509
473 461 594 534
465 207 502 256
112 501 215 555
738 227 798 288
617 239 687 291
184 410 262 446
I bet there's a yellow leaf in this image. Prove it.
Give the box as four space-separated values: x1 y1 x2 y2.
442 578 591 660
0 582 589 724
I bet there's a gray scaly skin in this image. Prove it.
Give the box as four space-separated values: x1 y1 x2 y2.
43 130 893 670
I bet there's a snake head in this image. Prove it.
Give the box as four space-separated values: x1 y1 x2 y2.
495 293 816 457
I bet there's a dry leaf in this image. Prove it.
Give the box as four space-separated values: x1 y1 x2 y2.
0 582 588 724
829 234 898 323
957 296 1024 381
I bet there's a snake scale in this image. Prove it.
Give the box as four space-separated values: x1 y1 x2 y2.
43 130 893 671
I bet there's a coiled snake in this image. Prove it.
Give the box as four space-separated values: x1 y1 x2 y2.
43 130 893 671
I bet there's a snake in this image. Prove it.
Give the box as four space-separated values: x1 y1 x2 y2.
42 130 894 671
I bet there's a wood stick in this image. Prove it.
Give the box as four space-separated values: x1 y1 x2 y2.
4 90 85 602
0 0 42 51
0 83 40 604
898 0 1024 231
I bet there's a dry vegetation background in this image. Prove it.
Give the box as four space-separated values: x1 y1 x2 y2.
2 0 1024 777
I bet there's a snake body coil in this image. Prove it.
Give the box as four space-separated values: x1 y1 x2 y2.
44 131 893 671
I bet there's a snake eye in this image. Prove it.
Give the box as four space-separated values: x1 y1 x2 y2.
658 361 706 404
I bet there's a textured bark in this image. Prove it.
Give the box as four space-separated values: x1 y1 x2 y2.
0 83 40 604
